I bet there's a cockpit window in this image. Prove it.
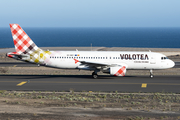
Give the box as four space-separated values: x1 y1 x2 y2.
161 57 168 60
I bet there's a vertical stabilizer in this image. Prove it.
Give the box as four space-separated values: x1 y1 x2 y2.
9 24 42 55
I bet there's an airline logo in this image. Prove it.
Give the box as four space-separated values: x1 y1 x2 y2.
9 24 40 55
74 59 79 64
120 54 149 60
9 24 51 64
114 66 126 76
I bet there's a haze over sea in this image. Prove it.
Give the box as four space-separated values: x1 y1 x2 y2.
0 27 180 48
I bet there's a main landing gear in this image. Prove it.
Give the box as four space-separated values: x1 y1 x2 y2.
92 69 100 79
92 72 98 79
150 69 153 78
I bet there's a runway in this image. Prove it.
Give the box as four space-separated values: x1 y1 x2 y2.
0 62 37 67
0 75 180 93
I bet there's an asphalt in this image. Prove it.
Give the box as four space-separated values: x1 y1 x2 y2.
0 75 180 93
0 62 38 67
0 62 180 68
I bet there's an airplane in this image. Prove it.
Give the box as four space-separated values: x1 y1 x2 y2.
6 24 175 78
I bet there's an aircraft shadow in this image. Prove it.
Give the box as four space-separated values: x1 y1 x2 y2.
0 74 136 80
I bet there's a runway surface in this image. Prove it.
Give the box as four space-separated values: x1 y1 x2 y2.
1 62 180 68
0 62 37 67
0 75 180 93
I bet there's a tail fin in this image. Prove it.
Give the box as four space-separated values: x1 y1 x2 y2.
9 24 42 55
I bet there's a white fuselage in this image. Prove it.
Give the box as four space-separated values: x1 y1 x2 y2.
45 51 175 70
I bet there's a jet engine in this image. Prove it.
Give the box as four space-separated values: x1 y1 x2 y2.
110 66 126 76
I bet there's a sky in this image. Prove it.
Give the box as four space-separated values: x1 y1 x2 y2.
0 0 180 27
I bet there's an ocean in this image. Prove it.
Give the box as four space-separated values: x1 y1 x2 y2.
0 27 180 48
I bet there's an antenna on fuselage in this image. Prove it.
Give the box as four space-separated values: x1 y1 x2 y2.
76 49 78 51
149 50 151 52
91 43 92 51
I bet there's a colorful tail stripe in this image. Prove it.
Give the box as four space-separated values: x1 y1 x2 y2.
9 24 40 55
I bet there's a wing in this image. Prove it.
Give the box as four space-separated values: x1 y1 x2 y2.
80 61 111 66
74 59 127 76
74 59 121 67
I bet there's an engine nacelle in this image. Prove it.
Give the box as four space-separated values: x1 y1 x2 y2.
78 65 95 70
110 66 126 76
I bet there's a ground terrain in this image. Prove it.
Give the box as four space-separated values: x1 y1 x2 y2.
1 91 180 120
0 47 180 119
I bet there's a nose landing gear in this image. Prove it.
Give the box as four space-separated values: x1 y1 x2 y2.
150 69 153 78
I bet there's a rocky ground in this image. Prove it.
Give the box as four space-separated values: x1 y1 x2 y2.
1 91 180 120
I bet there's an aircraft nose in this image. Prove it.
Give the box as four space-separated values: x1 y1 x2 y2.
169 60 175 68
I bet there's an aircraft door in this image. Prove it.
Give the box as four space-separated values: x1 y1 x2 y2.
150 54 156 64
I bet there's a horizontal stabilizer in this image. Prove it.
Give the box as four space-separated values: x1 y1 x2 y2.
6 52 29 59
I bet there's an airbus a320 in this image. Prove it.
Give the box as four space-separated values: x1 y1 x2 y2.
6 24 175 78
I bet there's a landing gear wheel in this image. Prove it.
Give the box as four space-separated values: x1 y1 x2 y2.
150 74 153 78
150 69 153 78
92 72 98 79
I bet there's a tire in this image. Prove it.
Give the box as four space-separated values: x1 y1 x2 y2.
92 72 98 79
150 74 153 78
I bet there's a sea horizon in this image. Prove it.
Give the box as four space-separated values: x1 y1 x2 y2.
1 27 180 48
